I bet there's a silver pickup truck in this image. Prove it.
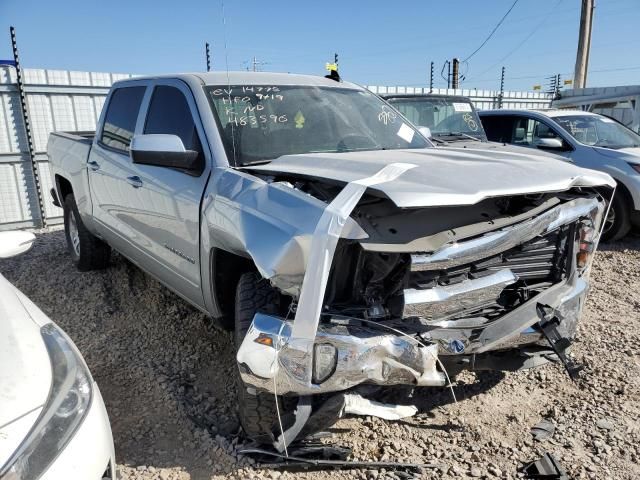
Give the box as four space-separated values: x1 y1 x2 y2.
48 72 614 450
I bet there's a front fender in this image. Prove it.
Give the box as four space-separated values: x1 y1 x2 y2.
201 168 367 299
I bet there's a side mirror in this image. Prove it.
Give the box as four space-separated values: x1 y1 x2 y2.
418 126 432 139
130 134 203 173
535 137 564 150
0 231 36 258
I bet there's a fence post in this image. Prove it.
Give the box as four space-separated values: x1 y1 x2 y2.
10 26 46 228
498 66 505 109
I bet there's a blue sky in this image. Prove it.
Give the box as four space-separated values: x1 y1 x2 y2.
1 0 639 91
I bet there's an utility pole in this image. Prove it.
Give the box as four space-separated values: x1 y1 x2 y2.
205 42 211 72
451 58 460 89
574 0 594 89
247 56 270 72
429 61 434 93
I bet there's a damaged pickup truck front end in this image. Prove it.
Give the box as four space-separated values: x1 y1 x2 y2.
238 192 605 397
235 155 611 401
196 74 615 448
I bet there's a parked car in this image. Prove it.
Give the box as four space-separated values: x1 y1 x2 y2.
383 94 563 159
0 231 115 479
48 71 614 450
479 109 640 240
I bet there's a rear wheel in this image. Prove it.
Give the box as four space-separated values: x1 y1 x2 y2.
601 192 631 242
234 272 296 445
63 194 111 271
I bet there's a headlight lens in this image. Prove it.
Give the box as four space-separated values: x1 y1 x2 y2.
575 202 604 276
628 162 640 174
0 323 93 479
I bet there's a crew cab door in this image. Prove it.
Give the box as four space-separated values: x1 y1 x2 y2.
117 80 211 309
482 114 573 159
88 84 148 252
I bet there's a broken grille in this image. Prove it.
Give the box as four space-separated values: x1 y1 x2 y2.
403 223 573 321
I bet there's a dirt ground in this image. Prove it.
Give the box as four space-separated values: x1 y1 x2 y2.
1 229 638 480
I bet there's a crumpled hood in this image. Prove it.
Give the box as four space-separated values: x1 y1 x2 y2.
0 274 51 467
439 140 568 160
246 148 614 207
593 146 640 164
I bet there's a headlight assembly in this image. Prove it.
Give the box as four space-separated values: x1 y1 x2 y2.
0 323 93 479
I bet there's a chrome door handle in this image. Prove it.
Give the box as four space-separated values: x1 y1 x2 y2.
88 160 100 171
126 176 143 188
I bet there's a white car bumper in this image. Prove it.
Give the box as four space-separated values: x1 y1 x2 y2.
41 383 115 480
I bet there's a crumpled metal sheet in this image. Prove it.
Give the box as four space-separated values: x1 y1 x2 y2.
245 147 616 207
204 169 367 296
236 313 445 395
410 197 603 272
403 269 517 320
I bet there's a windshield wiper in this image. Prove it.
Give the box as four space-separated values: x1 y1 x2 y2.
447 131 482 142
428 136 448 145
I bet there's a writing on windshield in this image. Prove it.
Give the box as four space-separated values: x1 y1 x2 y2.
207 85 429 165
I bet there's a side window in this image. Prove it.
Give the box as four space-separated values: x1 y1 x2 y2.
144 86 203 155
482 115 517 143
512 117 562 146
100 86 146 152
392 103 421 126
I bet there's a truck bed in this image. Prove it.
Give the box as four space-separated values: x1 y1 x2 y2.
47 130 97 217
50 130 95 144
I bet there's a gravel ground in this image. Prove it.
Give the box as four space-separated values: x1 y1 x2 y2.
1 229 639 480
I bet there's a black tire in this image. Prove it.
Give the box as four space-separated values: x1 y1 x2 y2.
63 194 111 271
601 192 631 242
234 272 296 445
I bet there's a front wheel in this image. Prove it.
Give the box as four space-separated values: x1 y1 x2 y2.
601 192 631 242
234 272 297 445
63 194 111 271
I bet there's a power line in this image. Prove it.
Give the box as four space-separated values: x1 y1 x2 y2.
465 0 564 82
462 0 521 62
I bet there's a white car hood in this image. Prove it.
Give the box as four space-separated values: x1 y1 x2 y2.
246 148 614 207
0 274 52 467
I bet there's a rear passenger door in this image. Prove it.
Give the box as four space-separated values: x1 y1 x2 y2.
89 84 148 250
119 80 211 309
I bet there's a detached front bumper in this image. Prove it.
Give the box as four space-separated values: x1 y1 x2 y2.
237 272 589 396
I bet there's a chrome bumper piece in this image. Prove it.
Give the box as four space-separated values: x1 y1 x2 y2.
403 269 517 320
410 197 601 272
237 273 588 395
237 313 446 396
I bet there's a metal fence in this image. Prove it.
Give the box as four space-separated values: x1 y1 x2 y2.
0 69 553 229
366 86 553 110
0 67 134 230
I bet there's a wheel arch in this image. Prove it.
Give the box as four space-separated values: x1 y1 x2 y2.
209 247 257 329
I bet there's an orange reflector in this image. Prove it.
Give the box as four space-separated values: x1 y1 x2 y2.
254 333 274 347
576 251 590 269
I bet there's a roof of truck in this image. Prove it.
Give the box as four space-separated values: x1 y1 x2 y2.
479 108 600 118
114 71 363 89
382 94 474 103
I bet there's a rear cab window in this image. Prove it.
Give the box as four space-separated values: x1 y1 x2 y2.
100 86 146 152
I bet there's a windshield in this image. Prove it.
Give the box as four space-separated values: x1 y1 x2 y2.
206 85 429 165
554 115 640 149
387 97 487 140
